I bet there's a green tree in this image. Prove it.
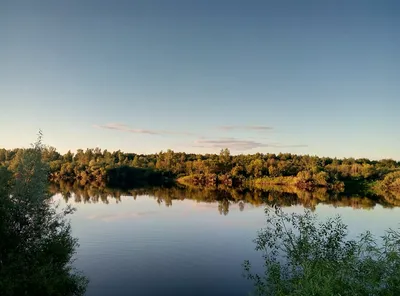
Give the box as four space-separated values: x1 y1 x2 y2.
0 134 88 295
219 148 231 172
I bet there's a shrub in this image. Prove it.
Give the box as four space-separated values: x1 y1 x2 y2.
376 171 400 191
244 206 400 295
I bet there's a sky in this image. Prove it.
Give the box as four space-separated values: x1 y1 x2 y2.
0 0 399 159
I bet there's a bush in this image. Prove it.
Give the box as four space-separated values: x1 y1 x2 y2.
376 171 400 191
244 206 400 295
0 134 88 295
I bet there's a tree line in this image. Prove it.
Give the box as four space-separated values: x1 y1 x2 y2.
1 147 399 191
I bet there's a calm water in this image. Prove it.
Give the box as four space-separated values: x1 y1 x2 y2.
54 189 400 296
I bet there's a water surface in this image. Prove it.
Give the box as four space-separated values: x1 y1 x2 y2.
56 189 400 296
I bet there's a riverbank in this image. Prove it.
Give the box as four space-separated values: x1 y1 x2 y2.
177 172 345 191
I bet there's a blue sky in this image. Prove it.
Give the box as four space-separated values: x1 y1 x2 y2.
0 0 398 159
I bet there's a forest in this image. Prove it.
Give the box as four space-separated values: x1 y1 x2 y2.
0 147 399 194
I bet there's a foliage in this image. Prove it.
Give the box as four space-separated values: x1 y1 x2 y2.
247 170 344 190
244 206 400 295
375 171 400 191
0 134 88 296
0 147 399 191
106 166 172 188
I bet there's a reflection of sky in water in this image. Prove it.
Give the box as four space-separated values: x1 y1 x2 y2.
54 194 400 296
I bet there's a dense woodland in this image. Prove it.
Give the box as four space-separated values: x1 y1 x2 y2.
1 147 399 192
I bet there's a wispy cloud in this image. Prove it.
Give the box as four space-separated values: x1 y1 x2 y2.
93 123 195 136
94 123 307 151
219 125 273 131
193 138 307 151
194 138 269 151
94 123 160 135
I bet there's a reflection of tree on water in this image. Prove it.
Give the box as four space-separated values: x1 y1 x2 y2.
218 199 230 216
49 181 398 215
239 201 245 212
373 189 400 208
